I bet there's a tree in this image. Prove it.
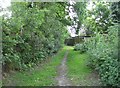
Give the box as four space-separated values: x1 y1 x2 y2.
84 2 112 34
2 2 69 71
110 1 120 23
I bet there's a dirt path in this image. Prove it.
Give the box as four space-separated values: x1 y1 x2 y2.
56 51 71 86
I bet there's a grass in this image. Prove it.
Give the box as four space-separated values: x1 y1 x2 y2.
3 46 68 86
66 46 100 86
2 46 101 86
0 81 1 88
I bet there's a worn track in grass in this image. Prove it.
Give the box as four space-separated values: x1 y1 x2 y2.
56 51 72 86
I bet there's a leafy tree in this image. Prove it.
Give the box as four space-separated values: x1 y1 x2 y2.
84 2 112 33
110 1 120 23
2 2 68 71
74 2 87 30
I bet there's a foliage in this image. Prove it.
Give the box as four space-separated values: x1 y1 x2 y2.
74 43 87 53
83 2 120 86
74 2 87 28
85 24 119 86
3 46 67 86
74 2 87 34
110 1 120 23
67 46 100 86
2 2 68 71
84 2 112 33
2 1 120 87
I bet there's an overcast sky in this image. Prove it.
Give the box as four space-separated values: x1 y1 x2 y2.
0 0 11 8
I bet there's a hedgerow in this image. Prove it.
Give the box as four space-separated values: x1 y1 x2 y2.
2 2 68 71
85 24 119 86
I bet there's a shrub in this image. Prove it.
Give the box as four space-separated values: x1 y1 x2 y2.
2 2 68 71
86 24 119 87
74 43 87 53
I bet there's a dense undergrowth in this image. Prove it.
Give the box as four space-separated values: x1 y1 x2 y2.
86 24 119 86
74 21 119 87
2 2 68 71
3 46 68 86
74 2 120 87
2 1 120 87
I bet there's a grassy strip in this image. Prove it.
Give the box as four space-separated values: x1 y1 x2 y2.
66 46 99 86
3 46 68 86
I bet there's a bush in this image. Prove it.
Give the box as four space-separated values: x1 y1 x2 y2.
86 24 120 87
2 2 68 71
74 43 87 53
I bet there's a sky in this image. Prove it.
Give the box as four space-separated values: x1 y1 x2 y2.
86 1 95 11
0 0 11 8
0 0 11 17
67 0 94 37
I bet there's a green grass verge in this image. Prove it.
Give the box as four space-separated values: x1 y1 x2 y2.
67 46 98 86
3 46 68 86
0 81 2 88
